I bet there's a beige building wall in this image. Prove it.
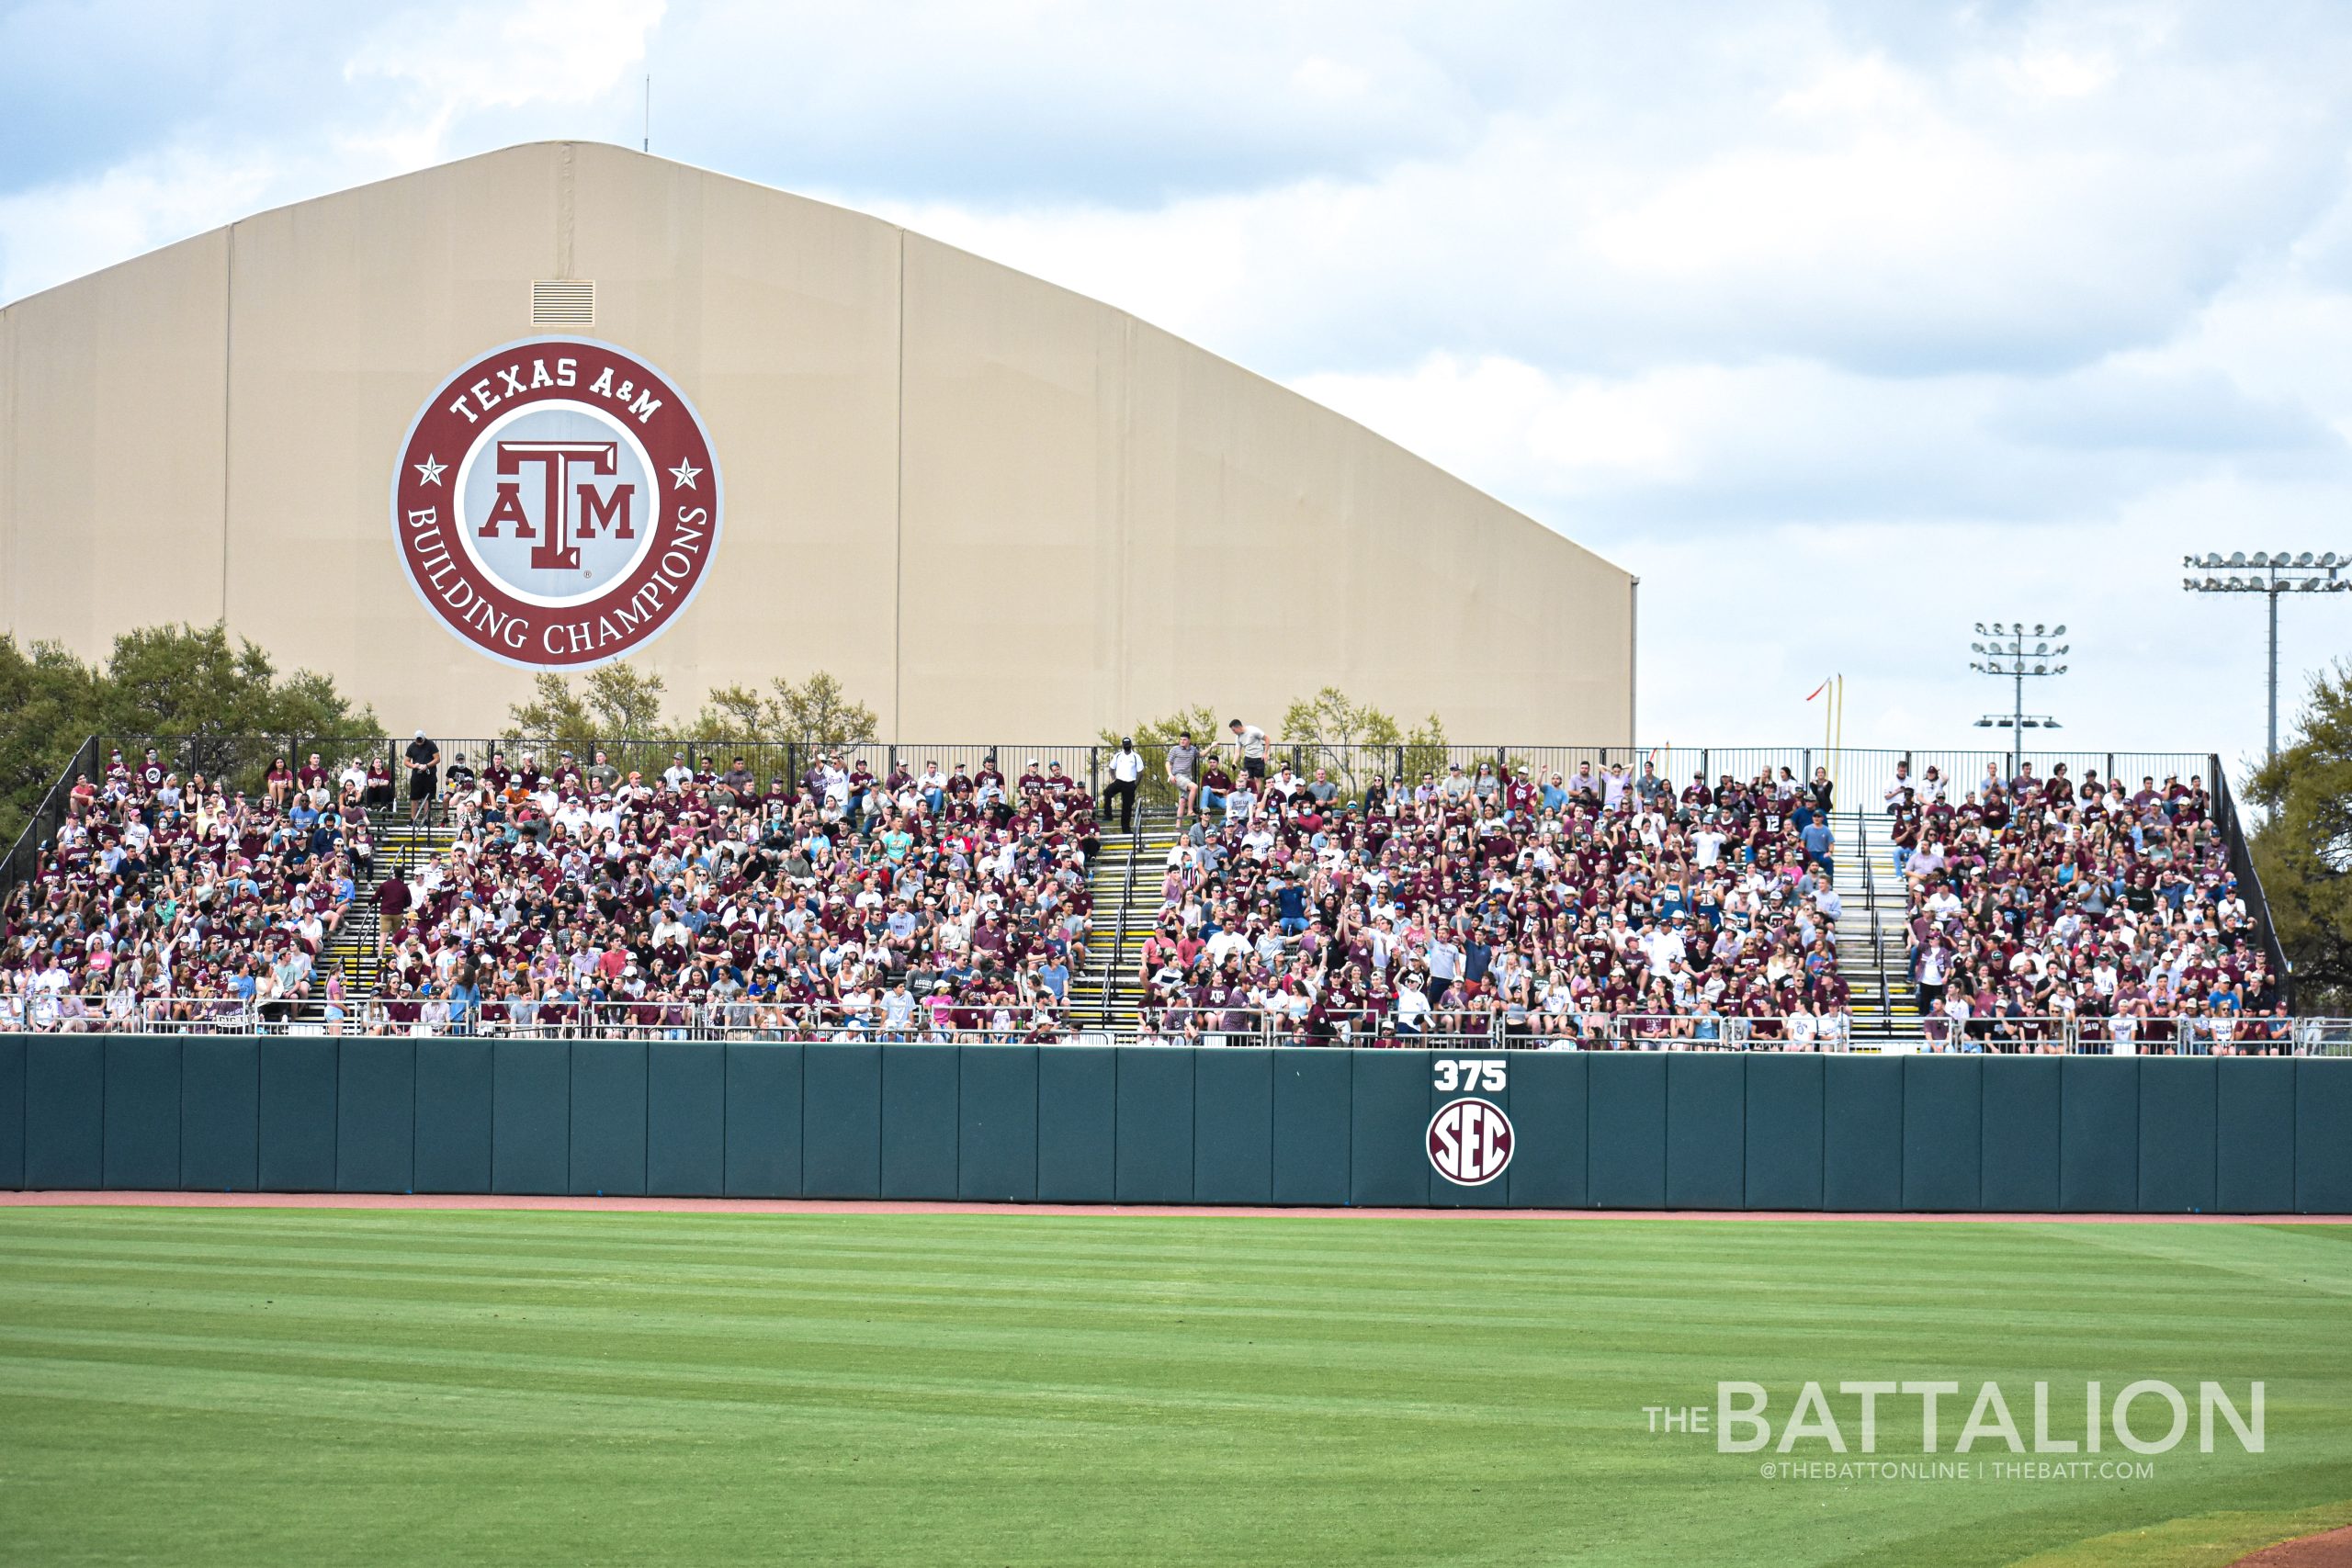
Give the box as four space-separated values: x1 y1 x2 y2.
3 141 1633 745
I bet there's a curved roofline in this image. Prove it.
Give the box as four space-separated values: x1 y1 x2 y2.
3 137 1626 578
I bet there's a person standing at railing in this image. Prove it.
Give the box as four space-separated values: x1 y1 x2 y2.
1227 717 1268 786
403 729 439 826
1103 738 1143 831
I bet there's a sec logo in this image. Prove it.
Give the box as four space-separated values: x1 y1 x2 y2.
1428 1096 1513 1186
390 336 722 667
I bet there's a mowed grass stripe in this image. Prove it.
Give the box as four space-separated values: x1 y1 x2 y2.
0 1212 2345 1567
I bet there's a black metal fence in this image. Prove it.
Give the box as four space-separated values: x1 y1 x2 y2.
1 734 96 888
80 734 2213 807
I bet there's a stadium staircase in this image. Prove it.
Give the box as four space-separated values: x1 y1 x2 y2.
319 813 458 996
1068 812 1182 1035
1835 807 1920 1047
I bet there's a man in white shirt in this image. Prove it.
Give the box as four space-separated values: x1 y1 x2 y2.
1102 739 1145 831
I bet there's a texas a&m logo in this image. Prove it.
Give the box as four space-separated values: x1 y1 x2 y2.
1428 1096 1514 1186
390 337 721 666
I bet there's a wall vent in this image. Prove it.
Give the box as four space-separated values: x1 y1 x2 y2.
530 278 594 326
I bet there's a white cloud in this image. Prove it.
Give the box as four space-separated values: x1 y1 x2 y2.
6 0 2352 770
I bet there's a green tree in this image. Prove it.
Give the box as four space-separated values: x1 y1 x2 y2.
0 623 374 847
1277 687 1448 798
0 637 106 849
688 672 879 749
506 662 672 742
2248 661 2352 1011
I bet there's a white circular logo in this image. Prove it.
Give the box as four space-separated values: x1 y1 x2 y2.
454 400 660 606
1428 1096 1514 1186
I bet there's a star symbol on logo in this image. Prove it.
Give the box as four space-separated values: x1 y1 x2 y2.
668 459 702 490
413 456 447 486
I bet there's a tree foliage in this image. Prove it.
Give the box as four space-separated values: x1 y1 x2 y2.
1277 686 1449 795
506 664 672 747
685 671 881 749
0 624 375 847
510 664 880 752
2248 660 2352 1011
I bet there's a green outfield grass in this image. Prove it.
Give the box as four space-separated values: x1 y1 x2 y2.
0 1210 2346 1567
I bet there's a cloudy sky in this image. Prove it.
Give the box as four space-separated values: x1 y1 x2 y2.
6 0 2349 773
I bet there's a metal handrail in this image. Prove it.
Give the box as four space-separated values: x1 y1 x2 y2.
1 733 97 889
1858 806 1891 1036
1099 814 1146 1030
2211 753 2293 1012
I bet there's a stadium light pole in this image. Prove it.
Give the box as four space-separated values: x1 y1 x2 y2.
2181 551 2350 764
1969 621 2068 784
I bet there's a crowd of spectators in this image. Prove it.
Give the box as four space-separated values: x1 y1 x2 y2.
0 729 2307 1055
1 747 367 1032
357 745 1095 1038
1133 733 1854 1049
1888 760 2290 1054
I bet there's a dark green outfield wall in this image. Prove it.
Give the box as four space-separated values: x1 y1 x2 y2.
2 1036 2346 1213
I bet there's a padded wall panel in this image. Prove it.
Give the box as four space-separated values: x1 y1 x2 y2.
958 1045 1036 1202
490 1038 570 1196
1665 1054 1744 1211
413 1038 493 1193
256 1036 337 1192
647 1042 726 1197
1114 1047 1193 1203
1743 1055 1823 1211
1822 1056 1902 1212
1507 1051 1589 1209
1349 1049 1430 1207
1979 1056 2061 1213
1271 1049 1351 1206
803 1043 882 1200
722 1043 802 1198
0 1036 22 1190
1589 1055 1668 1210
102 1035 180 1190
1193 1048 1273 1205
1037 1046 1115 1201
2137 1058 2217 1214
1430 1055 1511 1209
880 1044 958 1201
24 1037 102 1190
2059 1058 2139 1213
1902 1057 1982 1212
570 1039 648 1197
178 1036 257 1191
335 1040 414 1194
2215 1059 2295 1214
2296 1062 2352 1214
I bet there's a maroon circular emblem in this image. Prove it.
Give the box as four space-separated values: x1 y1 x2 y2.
390 336 721 667
1428 1096 1514 1186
